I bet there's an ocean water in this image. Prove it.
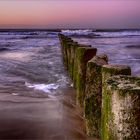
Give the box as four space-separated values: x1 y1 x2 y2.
0 31 70 98
0 29 140 97
66 29 140 75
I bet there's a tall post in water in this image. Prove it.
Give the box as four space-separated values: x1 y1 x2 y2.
58 34 73 69
68 42 79 80
66 42 78 78
84 54 108 138
104 75 140 140
73 44 92 88
75 47 97 106
101 64 131 140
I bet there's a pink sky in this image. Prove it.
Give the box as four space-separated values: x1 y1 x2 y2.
0 0 140 29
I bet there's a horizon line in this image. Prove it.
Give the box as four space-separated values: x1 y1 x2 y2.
0 28 140 31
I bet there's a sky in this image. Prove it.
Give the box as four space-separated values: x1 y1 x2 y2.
0 0 140 29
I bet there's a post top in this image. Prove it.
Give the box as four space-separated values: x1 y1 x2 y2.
89 54 108 66
103 64 130 70
107 75 140 91
77 46 97 51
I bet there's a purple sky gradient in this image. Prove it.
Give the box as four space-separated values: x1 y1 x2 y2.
0 0 140 29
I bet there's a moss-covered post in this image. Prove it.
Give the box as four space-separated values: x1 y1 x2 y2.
76 47 97 106
73 44 92 88
58 33 66 48
84 54 108 138
101 65 131 140
104 75 140 140
64 39 74 69
58 34 73 69
66 42 78 77
58 34 72 55
68 42 78 79
58 33 64 47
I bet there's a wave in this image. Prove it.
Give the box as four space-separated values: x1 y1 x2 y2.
125 45 140 49
61 29 101 38
0 31 58 40
94 31 140 38
61 29 140 38
1 30 140 39
0 47 10 52
25 82 60 93
61 29 93 35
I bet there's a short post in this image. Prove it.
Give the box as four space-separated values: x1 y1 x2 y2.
58 34 73 69
84 54 108 137
63 40 74 69
73 44 92 88
66 42 78 77
101 64 131 140
68 42 78 79
103 75 140 140
75 47 97 106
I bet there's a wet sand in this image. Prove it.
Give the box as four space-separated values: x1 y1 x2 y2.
0 88 98 140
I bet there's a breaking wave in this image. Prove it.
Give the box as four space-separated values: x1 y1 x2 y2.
25 82 60 94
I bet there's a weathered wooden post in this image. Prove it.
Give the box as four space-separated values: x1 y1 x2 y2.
66 42 78 77
103 75 140 140
84 54 108 137
58 34 73 69
101 64 131 140
75 47 97 106
68 42 78 79
73 44 92 88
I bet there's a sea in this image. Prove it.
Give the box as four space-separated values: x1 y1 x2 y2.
0 29 140 139
0 29 140 97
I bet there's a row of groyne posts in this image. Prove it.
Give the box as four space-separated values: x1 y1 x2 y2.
58 34 140 140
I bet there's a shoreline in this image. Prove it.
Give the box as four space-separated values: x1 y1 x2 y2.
0 88 98 140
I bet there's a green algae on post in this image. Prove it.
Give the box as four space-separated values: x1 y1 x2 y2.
69 42 78 80
101 64 131 140
63 40 74 70
104 75 140 140
73 44 91 88
75 47 97 106
66 42 75 75
84 54 108 138
58 34 73 69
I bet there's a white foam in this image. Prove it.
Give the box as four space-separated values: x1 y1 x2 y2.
0 51 31 61
25 82 59 93
61 29 93 36
70 83 74 87
11 93 19 96
95 31 140 38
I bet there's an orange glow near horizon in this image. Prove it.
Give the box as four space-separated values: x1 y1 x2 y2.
0 1 140 29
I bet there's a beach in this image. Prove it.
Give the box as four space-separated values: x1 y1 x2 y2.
0 87 99 140
0 29 140 139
